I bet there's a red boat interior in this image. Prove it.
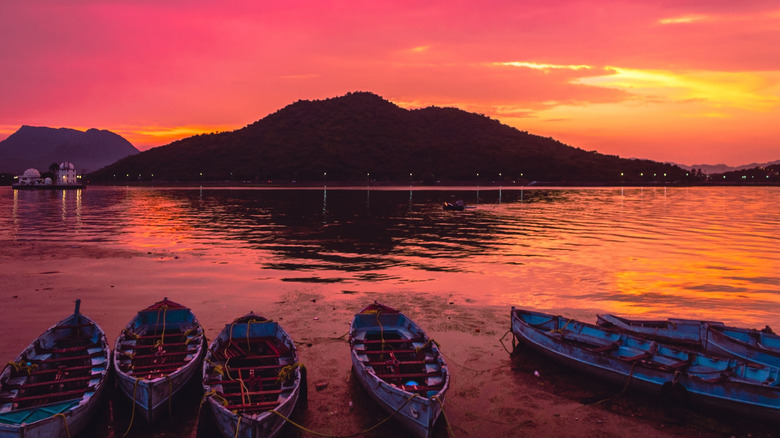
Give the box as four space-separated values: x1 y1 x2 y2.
117 326 194 379
356 331 445 395
1 322 102 409
205 336 294 413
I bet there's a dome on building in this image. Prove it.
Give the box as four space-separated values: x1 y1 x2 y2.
59 162 75 170
22 168 41 178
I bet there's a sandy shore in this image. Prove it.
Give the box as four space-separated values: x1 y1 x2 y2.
0 239 775 437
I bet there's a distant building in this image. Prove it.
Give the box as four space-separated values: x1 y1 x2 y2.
13 162 84 188
57 162 77 185
17 168 43 185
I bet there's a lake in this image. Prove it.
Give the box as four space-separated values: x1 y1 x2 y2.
2 185 778 329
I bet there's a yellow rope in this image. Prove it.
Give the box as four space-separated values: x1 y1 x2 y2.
415 338 440 354
431 395 455 438
156 305 168 346
54 413 71 438
374 310 386 347
201 389 229 408
269 393 422 438
277 363 305 382
6 361 37 375
549 318 574 334
234 414 242 438
122 378 139 437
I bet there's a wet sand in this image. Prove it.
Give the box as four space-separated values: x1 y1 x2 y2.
0 239 775 437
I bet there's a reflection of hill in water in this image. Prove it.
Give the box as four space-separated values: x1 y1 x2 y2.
163 188 563 277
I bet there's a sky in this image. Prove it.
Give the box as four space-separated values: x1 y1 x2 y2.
1 0 779 166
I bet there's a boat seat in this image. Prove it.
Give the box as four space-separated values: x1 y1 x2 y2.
30 351 103 365
365 359 431 366
355 349 419 355
119 341 190 351
205 375 280 386
128 360 189 373
220 389 283 398
357 338 425 345
24 364 94 377
39 341 104 354
0 386 93 404
127 350 191 361
223 400 280 411
6 375 93 390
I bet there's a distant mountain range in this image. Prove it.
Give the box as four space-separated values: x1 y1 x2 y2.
676 160 780 175
90 92 694 184
0 126 139 174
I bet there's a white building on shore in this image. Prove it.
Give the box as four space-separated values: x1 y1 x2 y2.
13 162 84 188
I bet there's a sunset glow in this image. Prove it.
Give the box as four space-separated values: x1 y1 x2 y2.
1 1 779 165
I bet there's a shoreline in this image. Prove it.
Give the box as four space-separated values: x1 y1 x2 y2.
0 239 776 437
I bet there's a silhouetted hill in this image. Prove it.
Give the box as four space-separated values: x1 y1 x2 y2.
0 126 139 173
89 92 692 184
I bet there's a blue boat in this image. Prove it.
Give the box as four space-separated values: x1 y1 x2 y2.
0 300 109 438
597 314 780 368
202 313 303 438
350 302 450 438
511 307 780 424
113 298 206 424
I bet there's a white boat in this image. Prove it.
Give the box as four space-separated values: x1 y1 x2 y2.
0 300 109 438
113 298 205 424
349 302 449 438
202 313 303 438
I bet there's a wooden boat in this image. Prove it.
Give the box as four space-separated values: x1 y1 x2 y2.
511 307 780 424
113 298 205 424
442 201 465 211
349 302 450 438
597 314 780 368
0 300 109 438
202 313 303 438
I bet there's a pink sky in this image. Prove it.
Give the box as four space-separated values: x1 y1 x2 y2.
1 0 779 166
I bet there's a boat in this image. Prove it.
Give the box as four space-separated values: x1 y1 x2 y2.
597 314 780 368
511 307 780 423
442 200 465 211
202 313 303 438
0 300 109 438
113 298 205 424
349 302 450 438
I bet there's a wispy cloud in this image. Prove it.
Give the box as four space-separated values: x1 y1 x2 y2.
658 15 707 25
494 61 592 71
575 66 780 111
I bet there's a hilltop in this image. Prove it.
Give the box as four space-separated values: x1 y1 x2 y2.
90 92 690 184
0 126 139 173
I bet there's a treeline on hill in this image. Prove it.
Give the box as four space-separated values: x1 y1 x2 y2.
714 164 780 183
90 92 698 185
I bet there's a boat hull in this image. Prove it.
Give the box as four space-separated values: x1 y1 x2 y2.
202 314 302 438
113 299 205 423
597 314 780 368
513 308 780 424
349 303 449 438
0 302 109 438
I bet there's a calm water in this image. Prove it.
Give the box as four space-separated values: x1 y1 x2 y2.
2 185 779 328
